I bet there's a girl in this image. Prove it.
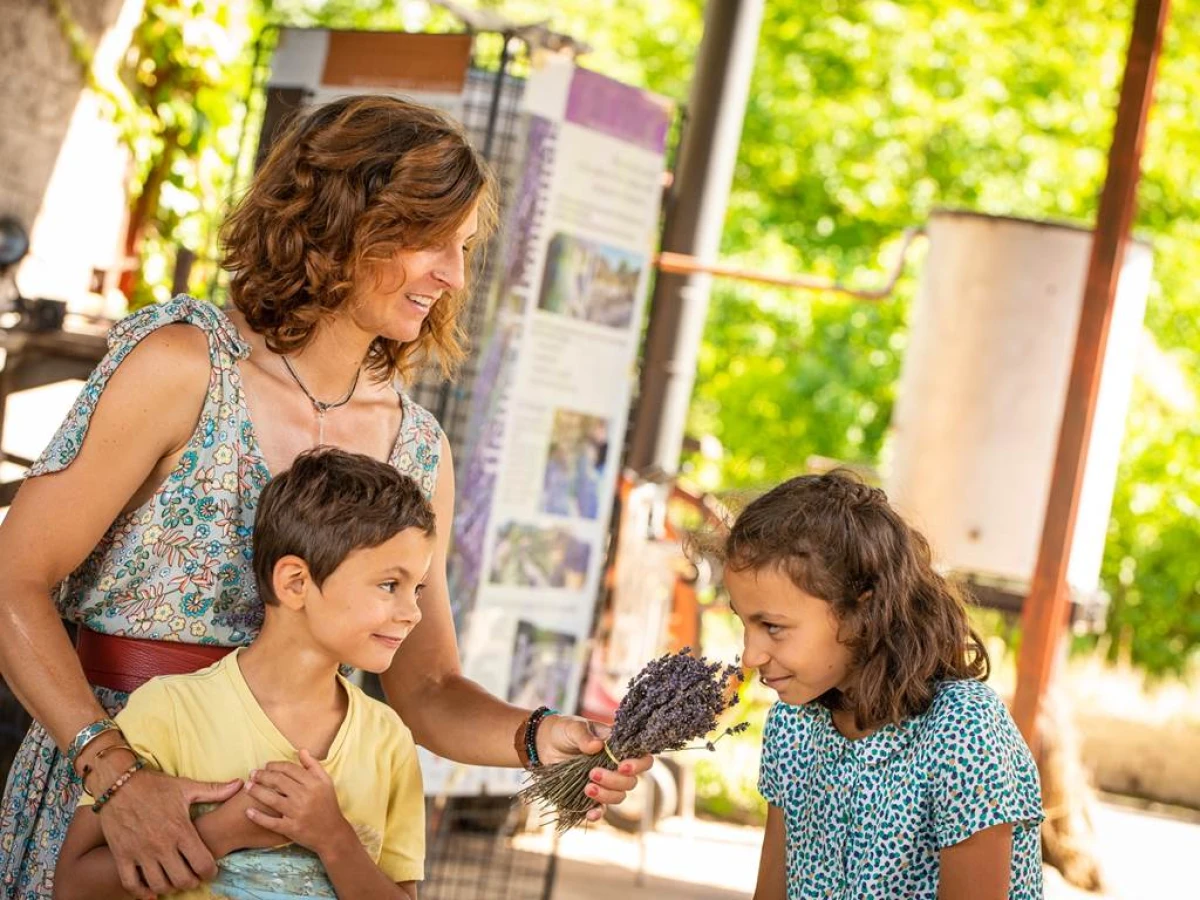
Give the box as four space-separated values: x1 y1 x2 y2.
0 94 648 900
717 471 1043 899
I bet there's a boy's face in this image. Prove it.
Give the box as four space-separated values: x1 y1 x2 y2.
725 565 852 707
300 528 435 674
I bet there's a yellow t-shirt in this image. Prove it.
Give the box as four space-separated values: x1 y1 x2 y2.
79 649 423 899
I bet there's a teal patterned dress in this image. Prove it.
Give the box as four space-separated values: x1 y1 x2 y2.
759 678 1045 899
0 296 444 899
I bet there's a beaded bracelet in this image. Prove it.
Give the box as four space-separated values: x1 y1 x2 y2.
67 718 119 769
91 758 145 814
524 706 556 770
81 743 137 799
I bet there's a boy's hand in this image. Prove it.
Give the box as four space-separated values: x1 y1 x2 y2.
195 782 286 858
244 749 355 857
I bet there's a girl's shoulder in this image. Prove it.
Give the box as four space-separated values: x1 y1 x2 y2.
914 679 1022 753
763 699 827 746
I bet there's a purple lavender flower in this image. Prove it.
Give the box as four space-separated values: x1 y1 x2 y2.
518 648 745 831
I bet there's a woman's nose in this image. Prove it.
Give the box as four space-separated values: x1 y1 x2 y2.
435 247 466 292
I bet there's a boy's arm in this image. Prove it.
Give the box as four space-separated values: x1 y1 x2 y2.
245 750 414 899
55 810 139 900
317 833 416 900
56 783 280 900
752 805 786 900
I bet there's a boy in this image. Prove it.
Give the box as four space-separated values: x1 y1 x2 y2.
55 448 434 899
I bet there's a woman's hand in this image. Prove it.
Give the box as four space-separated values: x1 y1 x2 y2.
244 749 356 857
538 714 654 823
97 769 243 897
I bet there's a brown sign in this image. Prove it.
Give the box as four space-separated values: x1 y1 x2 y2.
321 32 473 93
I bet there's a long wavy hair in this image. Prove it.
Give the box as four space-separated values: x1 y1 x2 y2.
710 470 990 730
220 94 497 381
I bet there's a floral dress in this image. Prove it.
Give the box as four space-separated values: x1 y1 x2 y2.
0 296 444 899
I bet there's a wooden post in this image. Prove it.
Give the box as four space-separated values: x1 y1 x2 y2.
1012 0 1170 748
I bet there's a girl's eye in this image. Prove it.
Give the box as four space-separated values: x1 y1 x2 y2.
380 581 398 594
415 583 426 599
764 623 783 636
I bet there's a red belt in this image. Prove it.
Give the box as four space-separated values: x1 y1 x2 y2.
77 629 234 693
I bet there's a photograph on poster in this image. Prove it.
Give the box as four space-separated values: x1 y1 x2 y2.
488 521 592 589
507 620 578 710
540 408 610 520
537 232 644 329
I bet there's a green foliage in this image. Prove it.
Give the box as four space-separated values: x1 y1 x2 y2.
526 0 1200 676
86 0 1200 675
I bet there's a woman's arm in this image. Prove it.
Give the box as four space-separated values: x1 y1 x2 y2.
753 805 787 900
0 326 239 896
381 436 649 812
938 823 1013 899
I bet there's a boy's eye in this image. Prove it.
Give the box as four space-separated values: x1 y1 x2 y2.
764 623 783 636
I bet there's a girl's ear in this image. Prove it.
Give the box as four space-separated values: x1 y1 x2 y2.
272 555 314 611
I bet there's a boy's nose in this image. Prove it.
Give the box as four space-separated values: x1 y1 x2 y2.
394 596 422 628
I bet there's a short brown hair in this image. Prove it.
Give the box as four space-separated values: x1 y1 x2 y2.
221 94 497 381
706 470 989 730
253 448 436 603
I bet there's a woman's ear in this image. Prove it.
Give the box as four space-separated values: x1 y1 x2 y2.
272 555 314 611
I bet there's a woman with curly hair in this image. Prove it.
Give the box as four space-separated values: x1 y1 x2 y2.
0 95 649 900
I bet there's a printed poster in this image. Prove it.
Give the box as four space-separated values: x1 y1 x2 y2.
429 59 671 796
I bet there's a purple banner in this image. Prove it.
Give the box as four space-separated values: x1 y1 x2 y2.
565 68 672 154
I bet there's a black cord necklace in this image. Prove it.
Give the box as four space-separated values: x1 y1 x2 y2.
281 355 361 446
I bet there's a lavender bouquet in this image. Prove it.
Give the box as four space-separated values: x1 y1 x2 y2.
519 648 746 832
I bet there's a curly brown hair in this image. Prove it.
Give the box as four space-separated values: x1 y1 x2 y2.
706 470 989 730
220 94 497 381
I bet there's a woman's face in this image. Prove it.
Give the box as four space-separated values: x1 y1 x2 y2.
352 204 480 344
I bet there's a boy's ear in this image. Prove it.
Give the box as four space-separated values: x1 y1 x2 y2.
272 555 314 610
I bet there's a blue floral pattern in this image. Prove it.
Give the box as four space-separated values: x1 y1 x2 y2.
759 679 1044 899
0 296 444 899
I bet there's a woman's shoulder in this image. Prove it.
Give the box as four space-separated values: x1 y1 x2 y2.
108 295 251 362
398 389 445 445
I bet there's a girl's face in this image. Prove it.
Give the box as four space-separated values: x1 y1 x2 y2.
351 204 480 344
725 565 852 707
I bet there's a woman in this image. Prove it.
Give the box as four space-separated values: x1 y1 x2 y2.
0 95 648 899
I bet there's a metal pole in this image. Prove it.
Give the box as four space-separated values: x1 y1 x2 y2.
1012 0 1170 748
626 0 764 475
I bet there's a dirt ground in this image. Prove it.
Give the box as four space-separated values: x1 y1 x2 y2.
524 798 1200 900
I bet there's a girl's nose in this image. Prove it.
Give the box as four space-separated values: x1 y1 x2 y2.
741 637 769 670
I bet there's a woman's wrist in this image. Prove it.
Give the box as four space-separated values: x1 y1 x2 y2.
531 709 559 769
67 717 120 772
74 731 133 793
